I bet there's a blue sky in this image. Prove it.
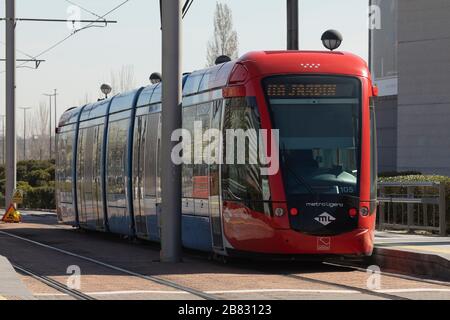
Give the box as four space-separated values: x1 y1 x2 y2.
0 0 369 135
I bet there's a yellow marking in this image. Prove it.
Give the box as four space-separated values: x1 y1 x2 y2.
0 295 7 300
397 246 450 255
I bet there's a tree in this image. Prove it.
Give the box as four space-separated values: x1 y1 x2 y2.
110 65 136 94
79 93 91 106
206 2 239 67
27 101 50 160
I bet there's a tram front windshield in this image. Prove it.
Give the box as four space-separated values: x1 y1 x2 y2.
264 76 361 196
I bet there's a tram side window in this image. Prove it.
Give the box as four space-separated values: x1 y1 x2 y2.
77 129 86 212
56 134 64 178
222 98 264 212
133 116 145 195
84 127 95 194
138 118 146 190
107 120 128 198
193 103 211 199
144 114 159 197
57 131 73 202
182 106 196 198
65 134 73 192
93 125 104 188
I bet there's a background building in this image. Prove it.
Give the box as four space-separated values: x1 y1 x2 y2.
371 0 450 175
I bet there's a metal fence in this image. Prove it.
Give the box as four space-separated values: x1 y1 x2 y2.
377 182 447 236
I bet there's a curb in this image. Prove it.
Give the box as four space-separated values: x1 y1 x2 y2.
0 256 35 300
369 247 450 282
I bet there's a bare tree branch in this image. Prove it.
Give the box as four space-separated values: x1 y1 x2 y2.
110 65 136 94
207 2 239 67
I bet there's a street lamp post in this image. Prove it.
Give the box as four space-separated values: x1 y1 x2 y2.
19 107 32 161
160 0 183 263
33 136 41 161
100 84 112 99
287 0 299 50
5 0 17 207
43 92 54 160
53 89 58 156
0 115 5 165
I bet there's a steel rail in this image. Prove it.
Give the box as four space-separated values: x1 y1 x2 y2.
13 263 95 300
0 230 220 301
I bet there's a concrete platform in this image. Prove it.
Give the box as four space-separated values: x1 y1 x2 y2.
0 255 35 300
371 231 450 281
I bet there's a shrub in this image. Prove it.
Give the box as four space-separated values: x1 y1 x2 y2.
0 160 55 209
26 169 52 187
379 171 422 178
25 186 55 210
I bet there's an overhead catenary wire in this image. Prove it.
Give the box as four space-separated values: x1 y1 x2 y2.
182 0 195 19
0 40 36 60
0 0 131 73
0 40 44 70
159 0 194 28
26 0 130 59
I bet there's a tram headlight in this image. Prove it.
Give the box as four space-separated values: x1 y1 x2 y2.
348 208 358 218
360 207 370 217
274 208 285 217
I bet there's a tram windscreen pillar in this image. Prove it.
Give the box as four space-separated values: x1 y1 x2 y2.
160 0 183 263
287 0 299 50
5 0 16 207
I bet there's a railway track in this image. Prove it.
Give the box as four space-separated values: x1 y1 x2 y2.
0 230 220 301
322 260 450 288
281 271 409 300
12 263 96 301
2 227 449 301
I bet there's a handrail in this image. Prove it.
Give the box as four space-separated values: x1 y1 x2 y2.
377 182 447 236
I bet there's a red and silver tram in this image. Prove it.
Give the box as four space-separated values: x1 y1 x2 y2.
56 49 377 257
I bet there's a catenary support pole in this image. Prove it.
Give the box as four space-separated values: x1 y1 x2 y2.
160 0 182 263
287 0 299 50
0 115 5 165
5 0 16 207
49 95 52 159
54 89 58 156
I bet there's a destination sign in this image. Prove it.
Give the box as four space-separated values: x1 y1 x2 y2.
264 77 359 99
266 84 338 97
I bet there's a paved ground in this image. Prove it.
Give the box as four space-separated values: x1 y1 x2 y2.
375 231 450 260
0 212 449 300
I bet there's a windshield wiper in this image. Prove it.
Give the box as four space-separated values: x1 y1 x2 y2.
280 145 317 197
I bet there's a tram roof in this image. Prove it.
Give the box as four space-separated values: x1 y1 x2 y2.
239 51 370 79
59 50 370 127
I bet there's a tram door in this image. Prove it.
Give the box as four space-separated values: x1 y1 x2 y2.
144 113 160 240
133 115 148 237
92 125 105 230
209 101 224 251
76 129 87 225
155 114 162 239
